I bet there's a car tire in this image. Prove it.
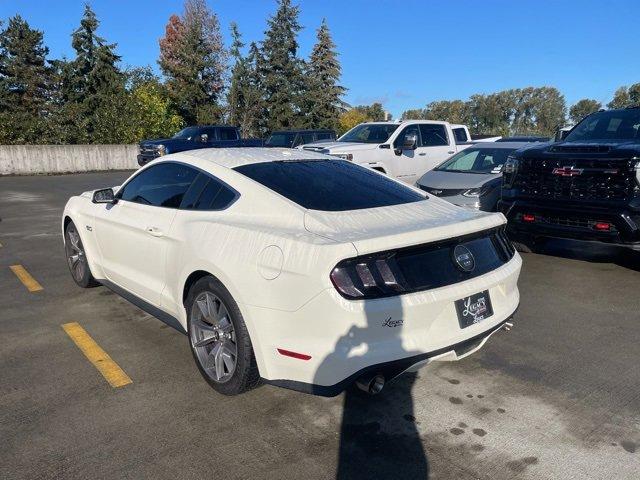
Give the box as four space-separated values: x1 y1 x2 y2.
186 276 260 396
64 220 98 288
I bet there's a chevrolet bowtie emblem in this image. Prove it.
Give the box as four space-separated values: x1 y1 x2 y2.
552 166 583 177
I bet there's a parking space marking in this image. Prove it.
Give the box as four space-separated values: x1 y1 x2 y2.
62 322 133 388
9 265 43 292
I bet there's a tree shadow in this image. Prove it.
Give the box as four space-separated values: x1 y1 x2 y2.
314 295 429 479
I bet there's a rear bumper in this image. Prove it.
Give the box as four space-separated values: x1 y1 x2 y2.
264 315 516 396
243 255 521 396
499 199 640 250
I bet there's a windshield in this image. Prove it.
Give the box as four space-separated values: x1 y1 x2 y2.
234 160 424 211
565 109 640 142
265 132 297 148
436 148 516 174
339 124 399 144
172 127 201 140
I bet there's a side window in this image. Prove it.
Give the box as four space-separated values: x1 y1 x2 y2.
316 132 333 140
218 127 239 141
181 175 238 211
179 173 209 209
419 124 449 146
453 128 468 143
300 133 315 145
393 125 420 148
119 163 199 208
200 127 217 141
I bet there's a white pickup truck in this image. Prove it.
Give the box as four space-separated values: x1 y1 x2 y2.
301 120 472 184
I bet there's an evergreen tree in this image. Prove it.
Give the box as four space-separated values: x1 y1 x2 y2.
58 5 125 142
304 19 345 130
159 0 227 125
259 0 305 132
227 23 247 127
0 15 52 143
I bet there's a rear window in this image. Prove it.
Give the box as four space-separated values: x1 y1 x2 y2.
234 160 425 211
453 127 468 143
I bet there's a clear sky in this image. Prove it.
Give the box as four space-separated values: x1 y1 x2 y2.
1 0 638 117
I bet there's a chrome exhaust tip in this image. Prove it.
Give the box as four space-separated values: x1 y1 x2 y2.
502 321 514 332
356 373 385 395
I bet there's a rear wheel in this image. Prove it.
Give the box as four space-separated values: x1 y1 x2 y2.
65 221 98 288
186 276 260 395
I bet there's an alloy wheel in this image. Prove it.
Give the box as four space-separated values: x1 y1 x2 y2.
190 292 237 383
66 224 87 282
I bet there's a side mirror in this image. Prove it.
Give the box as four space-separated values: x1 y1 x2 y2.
199 133 209 143
402 133 418 150
92 188 116 204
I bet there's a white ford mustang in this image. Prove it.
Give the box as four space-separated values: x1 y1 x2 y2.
62 148 521 396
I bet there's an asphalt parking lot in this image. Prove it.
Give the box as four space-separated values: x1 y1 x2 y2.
1 172 639 480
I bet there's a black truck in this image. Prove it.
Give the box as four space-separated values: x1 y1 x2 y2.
137 125 263 165
500 107 640 252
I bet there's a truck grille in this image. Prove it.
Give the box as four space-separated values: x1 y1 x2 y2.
139 145 160 157
513 157 636 202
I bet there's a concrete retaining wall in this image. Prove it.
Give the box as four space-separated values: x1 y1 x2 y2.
0 145 138 175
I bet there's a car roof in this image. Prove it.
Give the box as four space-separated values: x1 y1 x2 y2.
498 136 550 142
469 141 533 149
180 147 334 169
270 129 334 134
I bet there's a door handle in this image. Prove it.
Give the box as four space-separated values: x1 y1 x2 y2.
418 153 426 156
448 151 455 154
146 227 164 237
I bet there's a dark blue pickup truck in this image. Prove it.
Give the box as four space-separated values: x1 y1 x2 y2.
137 125 263 165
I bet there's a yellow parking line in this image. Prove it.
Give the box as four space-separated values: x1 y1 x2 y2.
10 265 43 292
62 322 132 388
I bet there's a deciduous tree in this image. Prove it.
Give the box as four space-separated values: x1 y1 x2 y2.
569 99 601 124
159 0 227 125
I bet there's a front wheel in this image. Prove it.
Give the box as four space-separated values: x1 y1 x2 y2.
65 221 98 288
186 276 260 395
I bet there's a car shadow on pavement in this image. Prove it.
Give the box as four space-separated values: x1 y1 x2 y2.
536 239 640 272
314 295 429 479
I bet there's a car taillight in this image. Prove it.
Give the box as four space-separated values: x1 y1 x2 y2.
330 255 407 299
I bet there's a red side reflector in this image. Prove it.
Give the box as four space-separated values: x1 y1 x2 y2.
277 348 312 361
522 214 536 222
594 222 611 231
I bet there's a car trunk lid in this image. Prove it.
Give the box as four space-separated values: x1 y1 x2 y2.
303 198 506 255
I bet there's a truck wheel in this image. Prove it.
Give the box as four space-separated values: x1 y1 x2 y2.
186 275 260 396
